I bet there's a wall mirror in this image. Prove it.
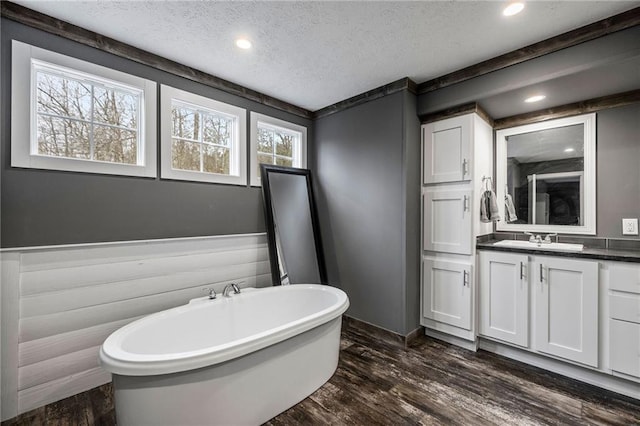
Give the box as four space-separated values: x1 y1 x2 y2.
496 113 596 235
260 164 327 285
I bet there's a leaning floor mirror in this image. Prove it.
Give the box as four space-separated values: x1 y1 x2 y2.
260 164 328 286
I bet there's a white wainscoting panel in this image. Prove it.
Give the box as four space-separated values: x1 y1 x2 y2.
1 233 270 420
1 253 21 421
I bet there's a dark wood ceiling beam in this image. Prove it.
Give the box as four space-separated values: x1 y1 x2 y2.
417 7 640 94
419 102 494 126
493 89 640 129
0 1 313 119
312 78 416 120
419 89 640 130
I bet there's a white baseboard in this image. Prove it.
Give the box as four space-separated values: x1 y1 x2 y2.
424 328 479 352
479 338 640 400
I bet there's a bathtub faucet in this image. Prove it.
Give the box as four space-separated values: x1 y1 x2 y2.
203 288 217 300
223 283 241 297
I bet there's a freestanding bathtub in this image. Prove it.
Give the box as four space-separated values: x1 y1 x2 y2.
99 284 349 425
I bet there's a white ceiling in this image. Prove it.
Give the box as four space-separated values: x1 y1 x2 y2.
13 1 639 111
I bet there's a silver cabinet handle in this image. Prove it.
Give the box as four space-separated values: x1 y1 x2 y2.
520 261 525 280
539 263 544 283
463 270 469 287
463 195 469 212
462 158 468 176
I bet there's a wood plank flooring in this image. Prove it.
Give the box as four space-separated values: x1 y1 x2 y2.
3 321 639 425
266 324 640 425
1 384 115 426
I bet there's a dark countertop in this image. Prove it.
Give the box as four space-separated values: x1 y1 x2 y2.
477 240 640 263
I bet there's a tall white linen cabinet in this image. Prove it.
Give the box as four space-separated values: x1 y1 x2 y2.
420 112 493 345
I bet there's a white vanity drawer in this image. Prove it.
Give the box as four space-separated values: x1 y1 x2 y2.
609 263 640 294
610 319 640 379
610 293 640 324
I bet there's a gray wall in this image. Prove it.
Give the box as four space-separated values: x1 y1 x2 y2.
1 18 312 248
596 103 640 238
417 27 640 119
402 91 421 334
312 90 420 335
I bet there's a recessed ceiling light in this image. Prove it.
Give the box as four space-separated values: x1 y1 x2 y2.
564 148 575 153
235 38 252 50
503 2 525 17
524 94 546 103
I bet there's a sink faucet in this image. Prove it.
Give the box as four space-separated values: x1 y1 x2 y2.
524 232 542 244
222 283 241 297
524 232 558 245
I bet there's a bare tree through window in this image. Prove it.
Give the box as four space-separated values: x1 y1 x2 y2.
171 102 233 175
35 66 141 165
256 124 297 176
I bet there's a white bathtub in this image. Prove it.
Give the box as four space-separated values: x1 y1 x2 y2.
99 284 349 425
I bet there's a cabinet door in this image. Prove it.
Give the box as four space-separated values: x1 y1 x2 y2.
534 257 599 367
609 289 640 379
423 190 472 255
610 319 640 379
422 260 472 330
479 251 529 347
422 114 472 184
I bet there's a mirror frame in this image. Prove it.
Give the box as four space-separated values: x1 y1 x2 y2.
496 113 597 235
260 164 328 286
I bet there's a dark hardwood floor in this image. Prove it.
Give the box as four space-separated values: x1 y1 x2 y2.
1 384 115 426
267 324 640 425
4 322 639 425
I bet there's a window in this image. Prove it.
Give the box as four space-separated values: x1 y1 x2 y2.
161 85 247 185
250 113 307 186
11 40 157 177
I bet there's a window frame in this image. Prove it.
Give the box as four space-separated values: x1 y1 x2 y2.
11 40 157 177
160 85 247 185
250 112 307 186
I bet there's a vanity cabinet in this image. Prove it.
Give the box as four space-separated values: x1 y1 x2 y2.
422 189 472 255
534 256 599 367
478 251 599 367
478 251 529 347
422 114 472 184
422 259 472 330
609 263 640 380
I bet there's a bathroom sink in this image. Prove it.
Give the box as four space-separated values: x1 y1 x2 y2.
493 240 584 252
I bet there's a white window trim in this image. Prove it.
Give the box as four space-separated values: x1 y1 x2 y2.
160 85 247 185
250 112 307 186
11 40 157 177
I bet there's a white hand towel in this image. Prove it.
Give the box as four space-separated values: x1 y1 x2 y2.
505 193 518 222
480 190 490 223
489 190 501 222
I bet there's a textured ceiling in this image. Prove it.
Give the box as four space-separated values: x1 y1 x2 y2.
12 1 640 111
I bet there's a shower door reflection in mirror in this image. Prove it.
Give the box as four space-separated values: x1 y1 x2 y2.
260 164 327 286
496 113 596 235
